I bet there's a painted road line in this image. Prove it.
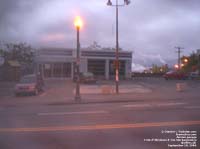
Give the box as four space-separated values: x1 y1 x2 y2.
184 106 200 109
38 110 109 116
0 120 200 133
123 104 151 108
155 102 186 106
122 102 186 108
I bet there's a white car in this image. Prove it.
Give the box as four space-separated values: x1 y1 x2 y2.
189 71 199 80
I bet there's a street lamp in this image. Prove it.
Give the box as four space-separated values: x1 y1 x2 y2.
107 0 131 94
184 58 188 63
74 16 83 102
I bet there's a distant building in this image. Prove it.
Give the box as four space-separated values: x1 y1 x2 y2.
197 49 200 56
35 48 132 80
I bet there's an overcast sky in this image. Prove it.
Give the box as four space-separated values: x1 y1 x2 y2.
0 0 200 69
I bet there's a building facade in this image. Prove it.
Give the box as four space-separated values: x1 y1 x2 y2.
35 48 132 80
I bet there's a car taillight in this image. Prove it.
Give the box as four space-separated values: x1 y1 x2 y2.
29 85 36 90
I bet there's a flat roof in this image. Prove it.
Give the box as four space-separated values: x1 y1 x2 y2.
36 48 132 62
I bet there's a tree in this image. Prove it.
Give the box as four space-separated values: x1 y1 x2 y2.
181 53 198 72
86 41 124 51
87 41 101 50
160 64 169 73
151 64 168 74
152 64 160 73
0 43 35 65
0 43 36 75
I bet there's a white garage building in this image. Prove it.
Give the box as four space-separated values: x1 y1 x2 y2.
35 48 132 80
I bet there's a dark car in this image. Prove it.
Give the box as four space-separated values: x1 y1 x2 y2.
163 71 188 80
74 72 97 83
14 74 44 96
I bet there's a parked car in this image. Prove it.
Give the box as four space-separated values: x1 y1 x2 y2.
189 71 199 80
14 74 44 96
163 71 188 80
74 72 97 83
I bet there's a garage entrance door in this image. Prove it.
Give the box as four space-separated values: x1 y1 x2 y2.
42 62 71 78
88 59 105 78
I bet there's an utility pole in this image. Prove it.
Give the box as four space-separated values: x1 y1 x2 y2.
107 0 131 94
175 46 184 70
197 49 200 75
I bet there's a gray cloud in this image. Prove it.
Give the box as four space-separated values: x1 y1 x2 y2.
0 0 200 64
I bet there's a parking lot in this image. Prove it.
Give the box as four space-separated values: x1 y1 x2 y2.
0 77 200 106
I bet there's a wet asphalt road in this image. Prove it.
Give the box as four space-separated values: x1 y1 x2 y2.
0 100 200 149
0 78 200 149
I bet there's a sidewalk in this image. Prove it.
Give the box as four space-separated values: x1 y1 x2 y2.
0 81 16 97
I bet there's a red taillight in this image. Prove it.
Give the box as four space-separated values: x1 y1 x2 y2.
29 85 35 90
